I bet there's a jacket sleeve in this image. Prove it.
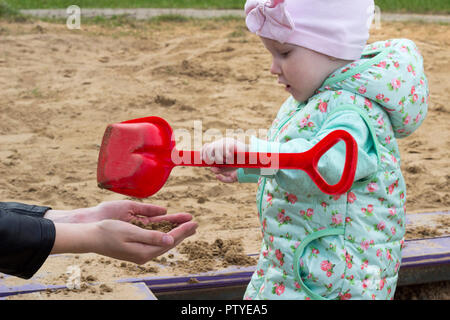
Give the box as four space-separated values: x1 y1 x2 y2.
0 202 55 279
237 110 379 194
237 168 260 183
0 202 52 218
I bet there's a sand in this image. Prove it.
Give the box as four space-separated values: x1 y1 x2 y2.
0 18 449 299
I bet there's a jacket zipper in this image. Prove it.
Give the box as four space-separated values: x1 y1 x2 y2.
257 106 303 220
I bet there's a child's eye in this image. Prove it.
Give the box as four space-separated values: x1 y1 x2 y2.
280 51 290 58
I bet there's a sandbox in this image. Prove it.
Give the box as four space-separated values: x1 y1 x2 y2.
0 18 449 299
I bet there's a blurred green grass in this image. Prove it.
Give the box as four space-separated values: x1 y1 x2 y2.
1 0 449 23
376 0 450 14
0 1 28 21
2 0 450 14
2 1 244 10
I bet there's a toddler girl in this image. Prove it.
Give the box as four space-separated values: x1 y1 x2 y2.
202 0 428 299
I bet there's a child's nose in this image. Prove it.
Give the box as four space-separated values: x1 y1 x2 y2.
270 59 282 75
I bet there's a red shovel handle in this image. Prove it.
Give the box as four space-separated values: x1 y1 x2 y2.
295 129 358 195
175 130 358 195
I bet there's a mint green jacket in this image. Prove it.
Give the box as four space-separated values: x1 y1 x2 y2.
239 39 428 300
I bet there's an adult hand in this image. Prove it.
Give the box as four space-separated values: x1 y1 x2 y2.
48 200 198 264
89 214 197 264
46 200 186 225
88 200 171 223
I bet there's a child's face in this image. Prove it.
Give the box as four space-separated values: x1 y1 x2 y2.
261 37 341 103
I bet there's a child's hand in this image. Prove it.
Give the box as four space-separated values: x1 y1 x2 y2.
202 138 247 164
202 138 247 183
211 167 238 183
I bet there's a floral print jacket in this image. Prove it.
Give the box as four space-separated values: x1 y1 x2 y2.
237 39 429 300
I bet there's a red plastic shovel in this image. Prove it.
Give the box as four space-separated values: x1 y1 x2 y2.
97 116 358 198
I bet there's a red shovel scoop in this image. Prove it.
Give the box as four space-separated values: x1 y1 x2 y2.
97 116 358 198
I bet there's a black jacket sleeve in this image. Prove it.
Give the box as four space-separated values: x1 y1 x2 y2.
0 202 52 218
0 202 56 279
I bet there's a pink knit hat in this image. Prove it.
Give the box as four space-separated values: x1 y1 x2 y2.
245 0 375 60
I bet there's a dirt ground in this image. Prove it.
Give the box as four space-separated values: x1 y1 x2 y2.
0 18 449 300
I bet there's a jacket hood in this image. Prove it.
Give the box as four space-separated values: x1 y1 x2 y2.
323 38 429 138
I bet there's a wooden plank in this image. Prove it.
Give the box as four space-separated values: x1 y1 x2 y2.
0 281 157 300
